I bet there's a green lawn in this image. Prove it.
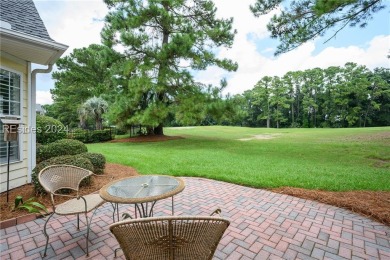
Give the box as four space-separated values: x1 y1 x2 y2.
87 126 390 191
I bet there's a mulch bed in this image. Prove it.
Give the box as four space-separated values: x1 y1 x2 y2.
270 187 390 225
0 163 139 221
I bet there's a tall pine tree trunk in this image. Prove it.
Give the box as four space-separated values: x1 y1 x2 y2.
152 2 169 136
267 101 270 128
154 123 164 135
291 103 295 126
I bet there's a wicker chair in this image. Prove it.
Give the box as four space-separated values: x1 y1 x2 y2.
109 215 230 260
38 165 106 257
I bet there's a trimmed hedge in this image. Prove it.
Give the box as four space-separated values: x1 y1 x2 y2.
67 129 113 143
37 139 88 163
80 153 106 174
115 127 128 135
32 155 94 194
36 115 67 144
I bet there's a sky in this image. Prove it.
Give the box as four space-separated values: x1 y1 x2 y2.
33 0 390 105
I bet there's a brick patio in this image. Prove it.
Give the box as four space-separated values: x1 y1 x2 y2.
1 177 389 260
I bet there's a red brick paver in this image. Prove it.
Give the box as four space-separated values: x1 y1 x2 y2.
1 178 389 259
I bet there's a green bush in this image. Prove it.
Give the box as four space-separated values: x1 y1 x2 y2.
90 129 113 142
37 139 88 163
36 115 67 144
80 153 106 174
115 127 128 135
67 129 114 143
67 128 88 143
32 155 94 194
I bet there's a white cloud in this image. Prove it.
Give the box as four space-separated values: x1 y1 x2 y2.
33 0 108 97
34 0 108 55
198 1 390 95
213 0 273 40
36 90 53 105
211 32 390 95
32 0 390 98
194 66 226 87
195 0 275 92
294 35 390 71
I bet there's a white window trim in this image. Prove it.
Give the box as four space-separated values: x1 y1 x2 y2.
0 65 24 165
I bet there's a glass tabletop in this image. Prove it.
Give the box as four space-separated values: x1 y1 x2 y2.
100 175 185 203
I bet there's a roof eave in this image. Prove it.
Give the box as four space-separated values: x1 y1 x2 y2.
0 28 68 65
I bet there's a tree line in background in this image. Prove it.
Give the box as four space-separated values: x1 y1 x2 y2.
218 64 390 128
46 53 390 129
44 0 389 132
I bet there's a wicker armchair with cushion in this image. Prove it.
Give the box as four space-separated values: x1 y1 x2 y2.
38 165 106 257
109 215 230 260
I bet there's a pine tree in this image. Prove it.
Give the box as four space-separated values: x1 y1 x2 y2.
250 0 386 55
102 0 237 135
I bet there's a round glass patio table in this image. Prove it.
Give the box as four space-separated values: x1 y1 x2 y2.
100 175 185 219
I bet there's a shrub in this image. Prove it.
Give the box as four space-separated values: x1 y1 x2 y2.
36 115 67 144
80 153 106 174
37 139 88 163
67 129 114 143
32 155 94 194
89 129 113 143
67 128 88 143
115 126 128 135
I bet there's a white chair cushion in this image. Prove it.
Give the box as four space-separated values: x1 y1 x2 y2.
55 194 105 215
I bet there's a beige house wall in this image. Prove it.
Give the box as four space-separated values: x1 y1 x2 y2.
0 55 30 192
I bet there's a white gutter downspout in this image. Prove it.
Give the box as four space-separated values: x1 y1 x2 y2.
28 64 53 182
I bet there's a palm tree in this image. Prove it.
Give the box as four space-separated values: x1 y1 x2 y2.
82 96 108 130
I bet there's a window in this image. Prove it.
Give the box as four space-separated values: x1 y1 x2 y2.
0 68 21 164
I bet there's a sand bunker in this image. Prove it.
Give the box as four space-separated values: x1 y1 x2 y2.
173 127 195 130
238 134 281 141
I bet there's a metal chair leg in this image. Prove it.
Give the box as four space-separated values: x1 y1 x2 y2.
84 212 89 256
116 203 119 222
77 213 80 230
86 207 100 256
43 213 54 257
114 248 122 258
110 203 116 222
